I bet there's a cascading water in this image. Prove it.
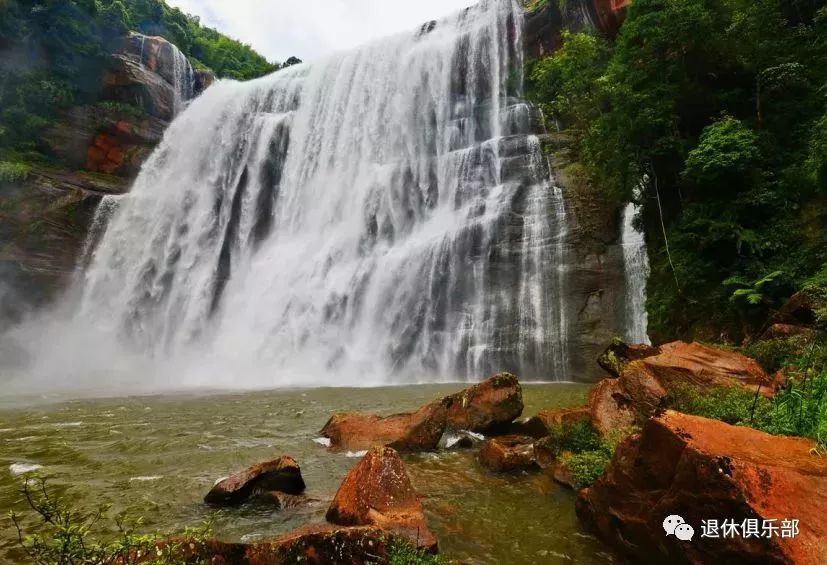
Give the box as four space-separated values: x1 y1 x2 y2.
10 0 572 392
135 33 195 116
621 202 651 345
168 43 195 115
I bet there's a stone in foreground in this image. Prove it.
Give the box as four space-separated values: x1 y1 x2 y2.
320 399 447 451
443 373 523 434
478 435 537 473
577 411 827 565
204 456 306 506
326 446 437 551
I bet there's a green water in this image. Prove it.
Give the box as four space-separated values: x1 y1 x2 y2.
0 384 612 564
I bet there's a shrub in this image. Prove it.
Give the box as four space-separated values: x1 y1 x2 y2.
11 477 215 565
387 538 447 565
560 450 612 489
666 350 827 451
743 334 813 373
546 420 602 457
0 160 32 183
547 420 636 488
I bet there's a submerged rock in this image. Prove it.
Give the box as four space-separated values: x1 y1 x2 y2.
326 446 437 551
443 373 523 434
577 411 827 564
478 435 538 473
320 399 447 452
204 456 306 506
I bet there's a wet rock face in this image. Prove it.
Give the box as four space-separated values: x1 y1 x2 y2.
326 446 437 551
577 411 827 565
205 456 306 506
2 32 210 317
443 373 523 434
105 32 208 122
320 399 447 452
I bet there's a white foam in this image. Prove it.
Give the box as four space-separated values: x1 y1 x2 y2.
312 437 332 447
9 463 43 476
129 475 162 482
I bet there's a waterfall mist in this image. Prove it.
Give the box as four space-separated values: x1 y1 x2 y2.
3 0 573 394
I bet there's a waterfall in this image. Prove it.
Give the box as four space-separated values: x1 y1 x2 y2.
12 0 572 391
621 202 651 345
168 42 195 115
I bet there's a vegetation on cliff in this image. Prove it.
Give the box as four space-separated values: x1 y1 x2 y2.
526 0 827 343
0 0 279 163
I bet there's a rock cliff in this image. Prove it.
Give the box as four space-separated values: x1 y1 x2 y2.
0 33 211 318
523 0 633 380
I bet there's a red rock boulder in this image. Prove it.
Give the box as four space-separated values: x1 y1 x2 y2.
204 456 305 506
478 435 538 472
326 446 437 551
443 373 523 433
590 341 772 434
510 406 591 439
320 399 447 452
589 378 636 435
577 411 827 564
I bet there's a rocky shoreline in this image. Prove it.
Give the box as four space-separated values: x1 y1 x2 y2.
143 331 825 564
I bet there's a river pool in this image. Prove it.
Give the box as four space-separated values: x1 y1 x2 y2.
0 383 612 564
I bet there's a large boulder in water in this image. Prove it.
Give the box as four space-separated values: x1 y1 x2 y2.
204 456 306 506
443 373 523 434
478 435 538 473
577 411 827 564
326 446 437 551
320 399 447 452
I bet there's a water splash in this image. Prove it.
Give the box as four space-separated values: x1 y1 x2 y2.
621 202 651 345
9 0 572 392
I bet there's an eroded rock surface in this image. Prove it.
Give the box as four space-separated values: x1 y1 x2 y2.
589 341 772 434
326 446 437 551
577 411 827 565
443 373 523 434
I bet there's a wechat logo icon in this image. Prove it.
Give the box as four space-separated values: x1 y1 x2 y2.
663 515 695 541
